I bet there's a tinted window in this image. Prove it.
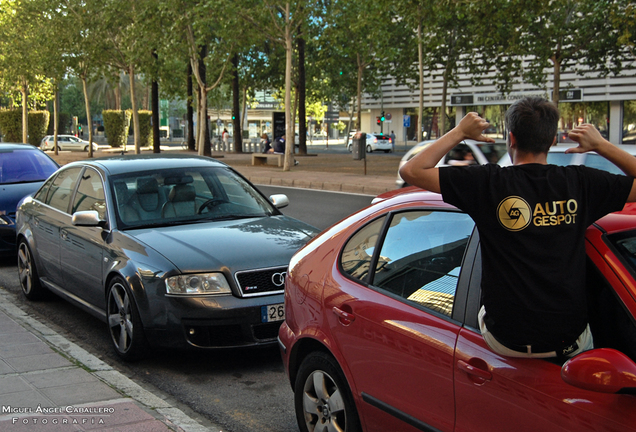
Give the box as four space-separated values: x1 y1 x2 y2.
46 167 82 213
72 168 105 219
476 142 507 164
583 154 623 175
0 148 59 184
341 216 386 282
372 211 474 316
546 152 578 166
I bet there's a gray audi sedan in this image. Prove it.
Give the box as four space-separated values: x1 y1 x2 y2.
16 154 319 360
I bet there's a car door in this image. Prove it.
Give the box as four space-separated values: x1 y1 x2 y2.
328 209 476 432
61 167 105 309
30 167 82 286
453 237 636 432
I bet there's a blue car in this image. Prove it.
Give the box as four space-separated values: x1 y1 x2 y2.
0 143 60 255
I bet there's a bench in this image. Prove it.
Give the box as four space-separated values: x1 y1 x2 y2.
252 153 284 167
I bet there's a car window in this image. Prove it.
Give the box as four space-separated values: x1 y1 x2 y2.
72 167 106 219
476 142 507 164
341 216 387 282
372 210 475 317
546 152 577 166
445 144 477 166
45 167 82 213
0 148 59 184
582 154 624 175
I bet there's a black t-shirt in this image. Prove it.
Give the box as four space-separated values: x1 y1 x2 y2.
440 163 633 348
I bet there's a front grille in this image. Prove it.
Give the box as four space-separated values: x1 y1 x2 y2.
235 266 287 297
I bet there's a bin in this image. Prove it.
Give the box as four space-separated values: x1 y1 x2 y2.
352 132 366 160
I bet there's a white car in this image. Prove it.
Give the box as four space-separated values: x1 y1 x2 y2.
498 144 636 175
347 133 392 153
396 139 507 187
41 135 98 152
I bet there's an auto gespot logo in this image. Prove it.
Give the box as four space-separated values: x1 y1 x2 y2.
498 196 579 231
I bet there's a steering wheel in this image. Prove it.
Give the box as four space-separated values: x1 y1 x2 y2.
198 198 227 214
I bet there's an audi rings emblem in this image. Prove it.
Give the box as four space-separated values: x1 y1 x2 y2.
271 272 287 287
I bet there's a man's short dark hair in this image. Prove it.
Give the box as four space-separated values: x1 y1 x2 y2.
505 97 559 154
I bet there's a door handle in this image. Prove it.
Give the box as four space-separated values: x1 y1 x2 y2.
457 359 492 382
60 230 68 240
332 306 355 326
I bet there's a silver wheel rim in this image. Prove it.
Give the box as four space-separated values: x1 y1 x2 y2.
17 243 32 295
302 370 347 432
108 283 133 353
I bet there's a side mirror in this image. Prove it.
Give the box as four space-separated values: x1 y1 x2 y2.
561 348 636 394
269 194 289 209
72 210 106 228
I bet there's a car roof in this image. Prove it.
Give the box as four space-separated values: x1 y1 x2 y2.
62 153 229 176
0 143 43 151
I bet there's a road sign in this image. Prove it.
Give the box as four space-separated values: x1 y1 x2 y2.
385 112 392 120
324 111 339 124
403 115 411 128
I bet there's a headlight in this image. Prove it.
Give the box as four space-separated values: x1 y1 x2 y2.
165 273 232 296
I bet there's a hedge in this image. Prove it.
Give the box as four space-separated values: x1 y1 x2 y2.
138 110 152 147
0 109 50 146
103 110 131 148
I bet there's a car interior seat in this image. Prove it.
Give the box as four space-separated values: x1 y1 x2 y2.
114 180 139 223
162 176 197 218
133 177 163 220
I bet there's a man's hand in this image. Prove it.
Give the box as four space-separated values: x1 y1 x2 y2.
565 124 606 154
399 112 492 193
457 112 495 143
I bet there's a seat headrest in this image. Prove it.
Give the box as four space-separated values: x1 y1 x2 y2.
136 177 158 194
168 184 196 203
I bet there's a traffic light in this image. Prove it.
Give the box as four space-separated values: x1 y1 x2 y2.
380 111 385 122
376 116 381 125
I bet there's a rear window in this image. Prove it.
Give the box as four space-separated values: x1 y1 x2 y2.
0 148 59 184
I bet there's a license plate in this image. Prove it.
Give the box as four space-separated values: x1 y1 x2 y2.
261 303 285 323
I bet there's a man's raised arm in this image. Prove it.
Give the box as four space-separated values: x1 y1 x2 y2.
567 124 636 202
399 112 494 193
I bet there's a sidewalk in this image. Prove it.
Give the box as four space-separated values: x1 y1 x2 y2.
0 290 219 432
47 146 402 196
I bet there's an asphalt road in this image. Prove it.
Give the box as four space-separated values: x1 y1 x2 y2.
0 187 372 432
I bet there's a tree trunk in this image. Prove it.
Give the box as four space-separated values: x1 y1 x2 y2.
187 63 195 151
21 80 28 144
129 65 141 154
152 80 160 153
231 54 243 153
81 76 93 158
552 56 561 107
298 35 307 155
283 3 294 171
53 87 59 156
418 18 424 143
356 55 363 132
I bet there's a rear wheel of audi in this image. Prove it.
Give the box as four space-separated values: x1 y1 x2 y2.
295 351 361 432
107 277 148 361
17 240 46 300
366 145 372 153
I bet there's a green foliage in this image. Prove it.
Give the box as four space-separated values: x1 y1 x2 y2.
0 109 49 145
0 109 22 142
138 110 152 147
28 111 50 146
103 110 131 148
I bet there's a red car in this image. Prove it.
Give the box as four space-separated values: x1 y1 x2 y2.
279 188 636 432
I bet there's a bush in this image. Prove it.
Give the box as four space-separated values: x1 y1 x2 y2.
47 112 71 135
103 110 131 148
138 110 152 147
0 109 50 146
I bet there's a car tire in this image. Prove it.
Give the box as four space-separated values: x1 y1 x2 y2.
84 145 89 152
366 145 372 153
294 351 361 432
107 277 149 361
347 144 352 152
17 240 47 301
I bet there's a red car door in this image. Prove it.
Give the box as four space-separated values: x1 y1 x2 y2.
327 209 476 432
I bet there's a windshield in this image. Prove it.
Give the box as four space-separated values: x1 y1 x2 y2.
111 166 277 229
0 148 59 184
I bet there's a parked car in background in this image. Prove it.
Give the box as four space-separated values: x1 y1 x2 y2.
16 154 319 360
0 143 59 256
41 135 98 152
347 133 392 153
396 139 507 187
498 144 636 175
279 188 636 432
